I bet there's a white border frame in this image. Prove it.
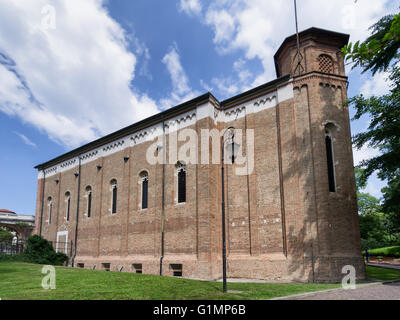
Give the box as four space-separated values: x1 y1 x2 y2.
56 231 68 254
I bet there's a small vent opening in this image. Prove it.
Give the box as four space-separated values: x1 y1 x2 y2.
170 264 183 277
132 263 143 274
102 263 111 271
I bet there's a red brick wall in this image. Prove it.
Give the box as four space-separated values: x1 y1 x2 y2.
34 31 365 282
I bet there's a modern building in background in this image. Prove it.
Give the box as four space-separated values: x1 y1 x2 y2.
34 28 365 282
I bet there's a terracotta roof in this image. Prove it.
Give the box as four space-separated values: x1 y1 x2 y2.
0 209 16 214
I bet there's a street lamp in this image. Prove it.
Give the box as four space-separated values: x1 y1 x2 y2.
220 126 239 293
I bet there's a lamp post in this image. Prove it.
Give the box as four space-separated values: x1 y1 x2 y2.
220 126 237 293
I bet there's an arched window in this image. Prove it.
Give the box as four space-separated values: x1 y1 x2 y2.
65 192 71 221
139 172 148 210
47 197 52 224
325 124 336 192
318 54 333 74
176 162 186 203
86 186 92 218
110 179 117 214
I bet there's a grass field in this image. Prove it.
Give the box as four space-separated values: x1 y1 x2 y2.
363 246 400 258
365 265 400 281
0 262 399 300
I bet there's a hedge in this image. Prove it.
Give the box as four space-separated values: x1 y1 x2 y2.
362 245 400 258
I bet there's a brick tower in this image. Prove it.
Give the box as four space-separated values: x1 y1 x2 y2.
273 28 366 281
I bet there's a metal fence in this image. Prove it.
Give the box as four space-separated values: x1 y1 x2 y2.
0 240 73 257
0 240 25 255
50 241 73 257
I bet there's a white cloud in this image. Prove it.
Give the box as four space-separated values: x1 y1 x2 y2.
179 0 202 16
205 8 236 45
352 145 380 167
233 58 252 84
13 131 37 148
160 44 200 109
352 145 385 198
209 58 253 98
199 79 213 92
360 71 392 97
188 0 397 96
0 0 159 149
162 44 191 97
211 77 239 97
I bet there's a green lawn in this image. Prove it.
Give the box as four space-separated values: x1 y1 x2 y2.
365 265 400 281
0 262 398 300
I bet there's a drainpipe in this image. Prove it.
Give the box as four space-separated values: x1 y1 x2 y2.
160 118 166 276
39 170 46 237
71 156 82 267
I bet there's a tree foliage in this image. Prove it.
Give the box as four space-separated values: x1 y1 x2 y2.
24 235 68 266
342 13 400 75
350 68 400 185
355 168 398 250
0 227 13 243
343 10 400 238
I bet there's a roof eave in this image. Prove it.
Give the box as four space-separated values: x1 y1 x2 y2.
35 92 215 170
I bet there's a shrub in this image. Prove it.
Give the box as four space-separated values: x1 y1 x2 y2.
23 235 68 266
0 253 26 262
362 245 400 258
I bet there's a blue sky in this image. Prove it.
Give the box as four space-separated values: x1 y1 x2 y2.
0 0 397 215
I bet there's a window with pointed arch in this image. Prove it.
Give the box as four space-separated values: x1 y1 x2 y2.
110 179 117 214
86 186 92 218
47 197 52 224
176 162 186 203
65 191 71 221
139 171 149 210
325 123 337 192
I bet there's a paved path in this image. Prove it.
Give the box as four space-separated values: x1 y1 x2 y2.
368 263 400 270
286 281 400 300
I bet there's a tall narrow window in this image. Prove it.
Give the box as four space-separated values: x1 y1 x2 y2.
140 172 148 209
111 180 117 214
65 192 71 221
86 186 92 218
47 197 52 224
177 163 186 203
325 125 336 192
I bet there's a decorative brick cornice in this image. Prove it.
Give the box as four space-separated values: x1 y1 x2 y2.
292 72 347 90
254 95 277 107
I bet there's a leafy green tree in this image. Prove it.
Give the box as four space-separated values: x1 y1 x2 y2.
355 168 393 249
0 227 13 242
342 11 400 243
343 13 400 75
359 212 386 247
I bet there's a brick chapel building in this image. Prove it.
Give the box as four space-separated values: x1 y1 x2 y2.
34 28 365 282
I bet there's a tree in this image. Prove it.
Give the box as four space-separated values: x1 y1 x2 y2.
342 13 400 75
355 168 381 215
355 168 389 249
0 227 13 242
342 11 400 242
